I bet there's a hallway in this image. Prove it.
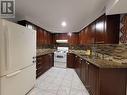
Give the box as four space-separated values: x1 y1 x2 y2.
28 67 89 95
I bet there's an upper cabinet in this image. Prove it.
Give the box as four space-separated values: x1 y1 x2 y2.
18 14 120 46
36 27 44 45
68 33 79 45
53 33 79 45
79 22 95 45
79 14 120 45
95 15 106 44
95 14 120 44
105 15 120 44
37 29 53 45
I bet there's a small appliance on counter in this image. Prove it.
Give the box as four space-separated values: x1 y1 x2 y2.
54 47 69 68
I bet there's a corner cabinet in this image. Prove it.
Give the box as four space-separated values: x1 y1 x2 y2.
81 58 126 95
67 53 127 95
36 53 54 78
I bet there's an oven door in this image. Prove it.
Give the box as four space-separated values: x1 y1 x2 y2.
54 52 67 63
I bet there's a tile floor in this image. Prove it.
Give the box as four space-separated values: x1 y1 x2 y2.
27 67 89 95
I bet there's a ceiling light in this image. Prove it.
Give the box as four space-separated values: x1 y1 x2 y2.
61 21 67 27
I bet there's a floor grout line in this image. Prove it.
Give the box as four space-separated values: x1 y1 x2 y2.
28 67 89 95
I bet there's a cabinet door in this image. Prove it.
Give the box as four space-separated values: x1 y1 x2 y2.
43 30 48 45
86 23 95 44
81 60 90 90
68 33 79 45
75 56 81 77
100 69 127 95
48 53 54 67
81 60 87 84
36 56 45 78
95 15 106 44
36 57 41 78
67 53 75 68
106 15 120 44
49 33 53 45
36 28 41 45
36 27 45 45
88 64 99 95
79 30 84 45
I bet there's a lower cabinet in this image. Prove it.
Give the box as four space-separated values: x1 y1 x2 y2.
36 53 54 78
67 53 127 95
81 60 90 90
67 53 75 68
88 63 99 95
80 59 127 95
98 68 127 95
75 56 82 77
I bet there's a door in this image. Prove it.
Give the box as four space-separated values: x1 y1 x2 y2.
0 20 36 76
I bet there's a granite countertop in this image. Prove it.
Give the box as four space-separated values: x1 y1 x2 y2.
36 49 55 57
69 50 127 68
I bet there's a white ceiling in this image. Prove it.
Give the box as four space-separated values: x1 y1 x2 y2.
15 0 108 33
106 0 127 15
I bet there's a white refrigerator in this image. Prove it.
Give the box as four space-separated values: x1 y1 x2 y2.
0 19 36 95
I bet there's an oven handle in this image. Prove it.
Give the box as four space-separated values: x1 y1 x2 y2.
55 56 65 58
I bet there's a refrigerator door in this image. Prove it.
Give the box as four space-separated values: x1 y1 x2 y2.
0 64 36 95
0 19 36 76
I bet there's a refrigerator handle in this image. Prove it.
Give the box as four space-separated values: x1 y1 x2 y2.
6 70 21 78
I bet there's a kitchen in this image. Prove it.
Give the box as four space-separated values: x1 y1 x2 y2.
0 0 127 95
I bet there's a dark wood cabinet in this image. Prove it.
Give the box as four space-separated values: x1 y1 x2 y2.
79 30 84 45
81 60 90 90
81 59 126 95
105 15 120 43
36 53 54 78
79 25 95 45
67 53 75 68
99 68 127 95
53 33 79 45
88 63 99 95
79 14 120 44
67 53 127 95
81 60 98 94
75 56 82 77
68 33 79 45
95 14 120 44
95 15 106 43
36 27 45 45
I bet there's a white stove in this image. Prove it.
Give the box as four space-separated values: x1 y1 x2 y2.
54 47 69 68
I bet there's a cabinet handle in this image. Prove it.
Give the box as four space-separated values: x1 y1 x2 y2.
6 70 21 78
86 62 89 65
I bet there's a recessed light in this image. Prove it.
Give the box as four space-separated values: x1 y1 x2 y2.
61 21 67 27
